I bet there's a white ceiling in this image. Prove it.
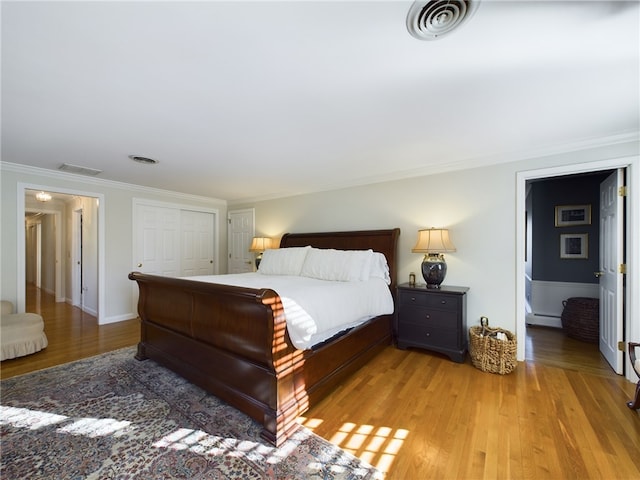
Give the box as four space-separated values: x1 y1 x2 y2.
2 1 639 202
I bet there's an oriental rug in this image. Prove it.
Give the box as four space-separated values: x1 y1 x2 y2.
0 347 381 479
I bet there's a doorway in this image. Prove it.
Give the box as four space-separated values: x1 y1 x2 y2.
525 172 612 372
17 183 105 323
24 196 63 303
516 156 639 384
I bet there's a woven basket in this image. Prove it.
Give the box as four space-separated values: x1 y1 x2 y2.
469 326 517 375
561 297 599 344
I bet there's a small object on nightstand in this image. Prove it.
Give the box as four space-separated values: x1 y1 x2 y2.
396 283 469 363
409 272 416 286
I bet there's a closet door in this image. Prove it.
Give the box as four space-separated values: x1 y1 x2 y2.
181 210 215 276
134 204 180 276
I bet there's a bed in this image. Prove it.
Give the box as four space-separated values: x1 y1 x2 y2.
129 228 400 445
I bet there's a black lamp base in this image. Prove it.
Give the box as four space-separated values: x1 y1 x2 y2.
421 253 447 288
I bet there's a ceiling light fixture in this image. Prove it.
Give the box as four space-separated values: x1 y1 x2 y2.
407 0 480 41
129 155 159 165
36 191 52 202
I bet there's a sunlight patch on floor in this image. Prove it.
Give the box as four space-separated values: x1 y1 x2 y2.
300 416 408 473
1 405 131 438
1 406 67 430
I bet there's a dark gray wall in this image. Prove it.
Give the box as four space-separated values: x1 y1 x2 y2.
531 172 611 283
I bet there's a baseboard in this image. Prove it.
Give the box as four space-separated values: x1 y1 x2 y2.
526 313 562 329
529 280 598 318
99 313 138 325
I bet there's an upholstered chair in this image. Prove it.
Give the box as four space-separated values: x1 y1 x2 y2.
628 342 640 410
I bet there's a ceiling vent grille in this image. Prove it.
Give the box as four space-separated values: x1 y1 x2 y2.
407 0 480 41
58 163 103 176
128 155 159 165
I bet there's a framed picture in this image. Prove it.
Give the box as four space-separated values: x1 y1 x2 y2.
555 204 591 227
560 233 588 259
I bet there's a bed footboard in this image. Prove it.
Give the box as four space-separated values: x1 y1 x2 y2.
129 271 306 444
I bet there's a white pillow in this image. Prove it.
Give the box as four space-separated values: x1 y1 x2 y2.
258 246 311 276
369 252 391 285
300 248 373 282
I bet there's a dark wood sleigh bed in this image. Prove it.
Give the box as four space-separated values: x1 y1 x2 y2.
129 228 400 446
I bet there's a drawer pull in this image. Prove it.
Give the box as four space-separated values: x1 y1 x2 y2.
410 297 416 302
425 314 430 319
426 332 431 337
440 300 447 304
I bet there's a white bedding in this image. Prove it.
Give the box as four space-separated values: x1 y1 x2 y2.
183 273 394 350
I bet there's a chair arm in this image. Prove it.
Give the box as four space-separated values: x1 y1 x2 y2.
630 342 640 377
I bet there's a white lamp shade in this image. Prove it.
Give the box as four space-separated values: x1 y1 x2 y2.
412 228 456 253
249 237 273 252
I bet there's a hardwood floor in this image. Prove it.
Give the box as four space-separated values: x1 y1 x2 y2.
302 330 640 479
0 286 139 380
2 289 638 478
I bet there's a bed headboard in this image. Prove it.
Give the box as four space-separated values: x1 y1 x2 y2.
279 228 401 290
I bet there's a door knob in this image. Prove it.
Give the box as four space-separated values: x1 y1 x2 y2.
594 271 604 278
137 263 143 268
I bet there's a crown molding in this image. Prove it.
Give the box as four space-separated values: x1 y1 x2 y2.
4 131 638 206
230 131 640 205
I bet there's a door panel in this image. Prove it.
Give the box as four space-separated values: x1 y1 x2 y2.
181 210 215 276
136 205 180 276
599 169 624 374
228 209 254 274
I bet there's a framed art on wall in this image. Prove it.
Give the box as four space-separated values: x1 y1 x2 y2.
555 204 591 227
560 233 588 259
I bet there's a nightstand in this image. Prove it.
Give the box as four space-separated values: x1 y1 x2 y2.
396 283 469 363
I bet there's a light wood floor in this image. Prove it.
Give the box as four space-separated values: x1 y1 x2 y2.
302 329 640 479
2 288 638 479
0 285 139 380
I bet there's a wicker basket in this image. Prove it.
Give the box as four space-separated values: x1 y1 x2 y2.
561 297 599 344
469 326 517 374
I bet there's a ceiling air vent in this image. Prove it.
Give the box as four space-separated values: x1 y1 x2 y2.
407 0 480 41
58 163 103 176
128 155 159 165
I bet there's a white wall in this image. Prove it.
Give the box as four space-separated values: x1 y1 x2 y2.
0 163 228 323
231 140 639 365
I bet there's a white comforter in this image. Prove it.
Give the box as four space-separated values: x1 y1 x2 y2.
183 273 394 350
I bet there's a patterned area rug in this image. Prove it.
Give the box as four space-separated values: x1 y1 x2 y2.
1 347 381 479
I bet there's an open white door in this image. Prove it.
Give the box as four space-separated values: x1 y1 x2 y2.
598 169 624 374
72 209 83 308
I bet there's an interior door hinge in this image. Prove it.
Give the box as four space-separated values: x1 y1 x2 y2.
619 264 627 274
618 341 626 352
618 185 628 196
228 218 231 224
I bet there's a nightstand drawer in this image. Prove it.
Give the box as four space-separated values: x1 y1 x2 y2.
398 290 459 312
397 322 457 347
398 305 457 330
